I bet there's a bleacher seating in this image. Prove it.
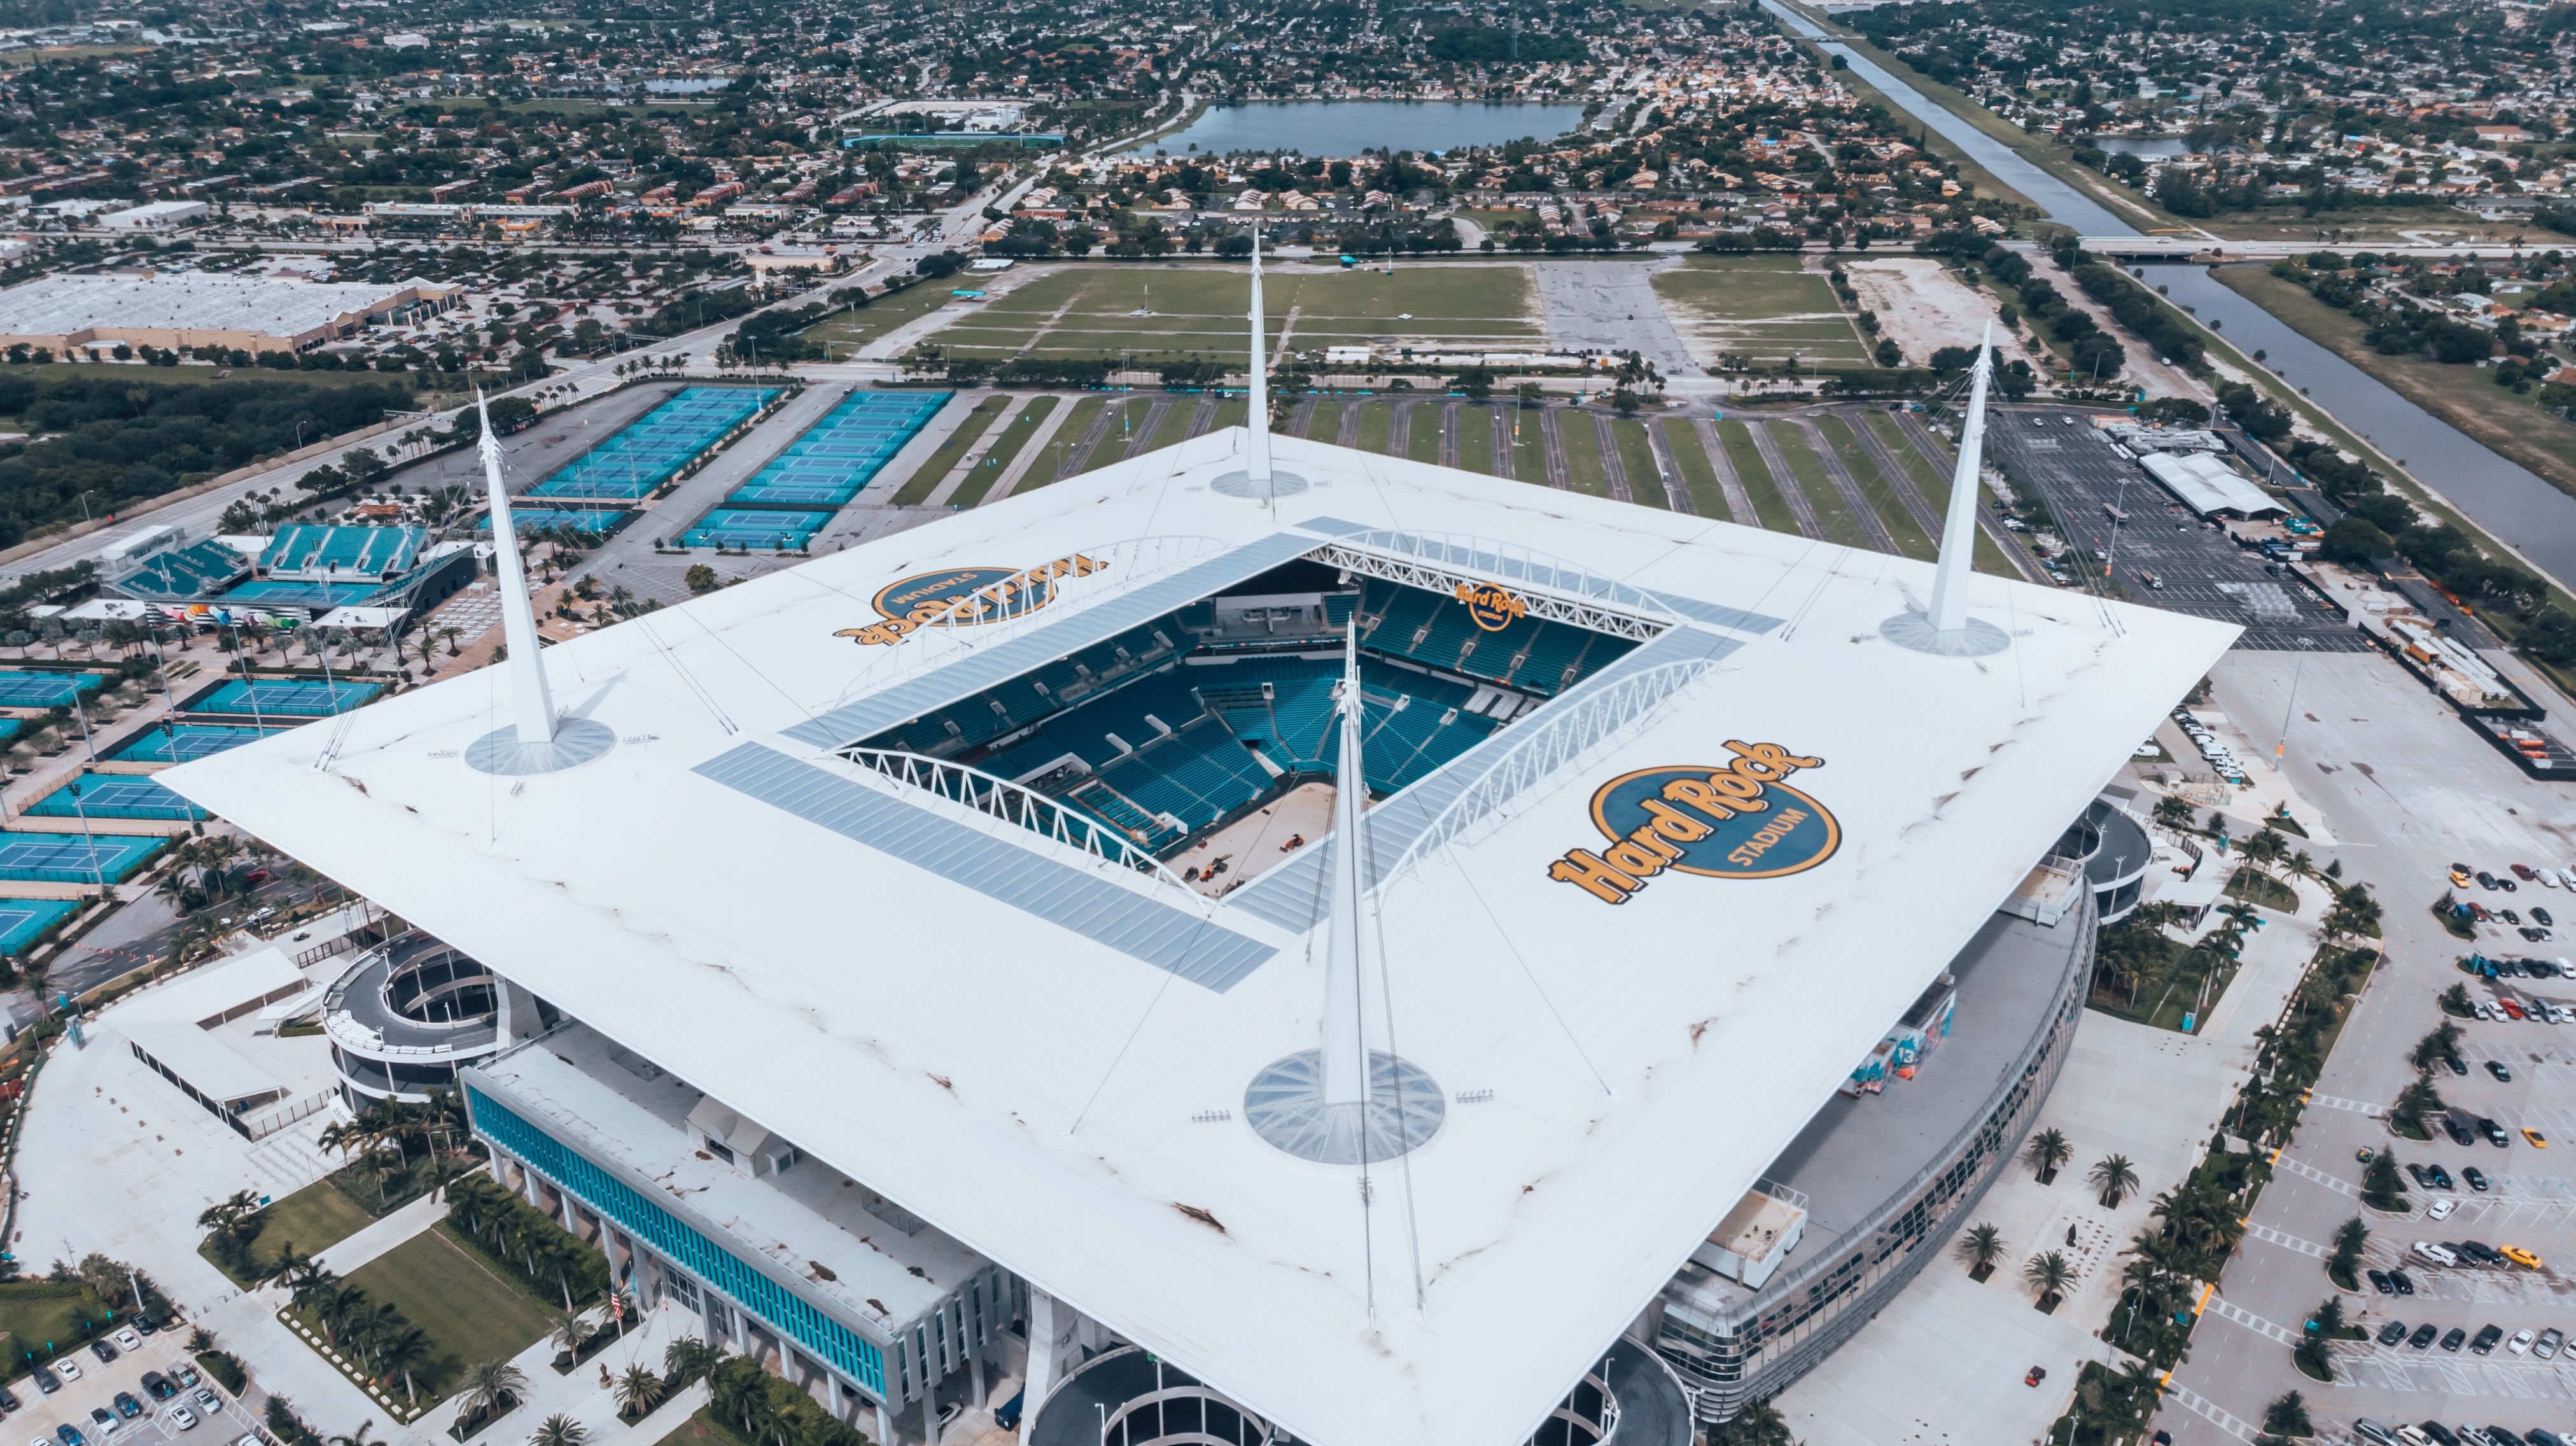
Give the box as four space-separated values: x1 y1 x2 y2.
263 525 426 582
115 540 250 599
1352 577 1634 696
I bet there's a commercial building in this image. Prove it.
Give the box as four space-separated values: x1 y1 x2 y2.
167 295 2234 1446
105 523 481 627
0 270 463 356
100 199 210 231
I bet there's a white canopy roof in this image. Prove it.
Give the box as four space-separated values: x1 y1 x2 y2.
2139 450 2287 518
165 428 2235 1446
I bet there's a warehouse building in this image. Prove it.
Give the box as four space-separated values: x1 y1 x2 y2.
0 270 463 355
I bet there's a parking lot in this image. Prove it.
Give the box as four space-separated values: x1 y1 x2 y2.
7 1330 259 1446
1987 407 2372 654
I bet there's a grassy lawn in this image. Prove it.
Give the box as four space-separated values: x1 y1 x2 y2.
1456 405 1497 475
948 397 1057 508
200 1178 377 1286
1862 411 2019 575
1404 402 1444 465
2225 867 2301 915
1144 396 1197 452
1661 419 1730 518
1770 424 1870 548
1354 400 1394 454
1609 418 1669 509
930 263 1540 362
1019 395 1102 490
1560 412 1612 498
1817 414 1935 561
1210 396 1247 432
802 285 955 354
887 395 1005 505
1077 398 1147 473
2214 264 2576 505
1651 255 1870 367
330 1226 551 1403
1717 421 1801 535
0 1282 113 1366
1508 405 1548 483
1303 397 1345 441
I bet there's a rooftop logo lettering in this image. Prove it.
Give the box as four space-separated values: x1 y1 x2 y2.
1549 743 1838 904
836 554 1108 647
1453 580 1527 632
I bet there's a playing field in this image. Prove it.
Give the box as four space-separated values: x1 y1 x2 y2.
927 263 1544 362
1651 255 1872 369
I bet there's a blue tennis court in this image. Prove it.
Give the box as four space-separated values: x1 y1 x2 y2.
25 774 206 822
720 390 951 508
484 507 630 537
0 897 75 953
191 678 384 717
680 508 835 551
110 723 289 763
0 831 162 885
529 386 778 503
0 670 104 707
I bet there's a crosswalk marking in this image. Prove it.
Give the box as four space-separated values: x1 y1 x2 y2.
2206 1295 2299 1345
2245 1223 2329 1258
2162 1382 2257 1443
2276 1155 2362 1196
2311 1095 2384 1115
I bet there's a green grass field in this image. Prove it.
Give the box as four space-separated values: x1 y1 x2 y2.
925 263 1542 362
1652 256 1870 368
802 284 956 354
1508 406 1548 483
1405 402 1444 464
1817 414 1935 561
1210 397 1247 432
332 1226 550 1402
1660 419 1729 519
0 1282 113 1366
888 395 1005 505
1144 397 1196 451
1302 397 1343 442
1769 423 1870 549
1560 412 1611 498
948 397 1057 508
1354 400 1394 453
1861 411 2018 575
1456 405 1497 475
1077 398 1149 472
1609 418 1669 509
1716 420 1800 535
1022 395 1103 490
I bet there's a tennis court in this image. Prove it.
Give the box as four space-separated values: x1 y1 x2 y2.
483 507 631 537
680 508 835 551
0 831 163 885
529 386 778 503
110 723 290 763
720 390 952 507
0 670 104 707
190 678 384 717
25 773 206 822
0 897 75 953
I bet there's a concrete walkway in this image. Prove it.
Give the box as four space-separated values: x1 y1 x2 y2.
309 1188 452 1276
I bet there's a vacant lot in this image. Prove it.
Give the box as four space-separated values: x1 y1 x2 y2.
1651 255 1871 369
1838 257 2038 374
925 263 1542 362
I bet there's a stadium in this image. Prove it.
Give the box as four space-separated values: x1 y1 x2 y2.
165 284 2234 1446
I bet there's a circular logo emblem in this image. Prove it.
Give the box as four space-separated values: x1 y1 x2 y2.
1590 764 1840 880
1453 581 1527 632
871 566 1049 627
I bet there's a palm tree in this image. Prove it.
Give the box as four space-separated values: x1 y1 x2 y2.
734 1387 788 1446
459 1361 529 1425
613 1365 661 1423
327 1421 386 1446
529 1415 588 1446
1956 1223 2005 1280
547 1310 589 1362
2024 1249 2075 1308
377 1326 432 1405
662 1337 718 1388
1720 1397 1795 1446
2089 1154 2141 1209
2026 1127 2073 1184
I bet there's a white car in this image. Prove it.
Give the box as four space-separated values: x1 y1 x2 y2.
165 1407 197 1433
191 1390 219 1414
2512 1328 2537 1354
2561 869 2576 889
110 1328 140 1352
54 1360 80 1383
2415 1241 2461 1267
2429 1198 2456 1220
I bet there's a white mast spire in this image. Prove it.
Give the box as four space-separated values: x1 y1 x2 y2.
1247 228 1272 486
477 390 556 746
1319 620 1369 1107
1925 322 1995 635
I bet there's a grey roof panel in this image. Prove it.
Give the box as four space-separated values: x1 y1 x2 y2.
695 742 1278 991
783 531 1326 750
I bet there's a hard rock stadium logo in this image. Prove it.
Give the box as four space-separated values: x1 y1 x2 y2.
1453 580 1527 631
836 554 1108 647
1548 743 1839 904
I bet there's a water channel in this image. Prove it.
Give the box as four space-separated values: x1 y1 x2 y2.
1118 100 1592 158
1758 0 2576 587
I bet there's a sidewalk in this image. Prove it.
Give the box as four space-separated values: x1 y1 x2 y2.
311 1189 450 1276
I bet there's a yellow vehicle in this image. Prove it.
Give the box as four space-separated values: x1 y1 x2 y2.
2503 1244 2544 1269
2526 1128 2551 1148
2452 869 2476 888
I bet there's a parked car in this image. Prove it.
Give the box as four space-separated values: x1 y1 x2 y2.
2446 1053 2470 1075
2511 1328 2538 1354
83 1410 115 1437
164 1408 195 1433
2481 872 2504 890
85 1341 113 1364
2516 864 2540 881
2542 1328 2568 1359
2489 1060 2514 1081
2540 908 2558 928
2370 1268 2396 1293
2430 1196 2457 1223
2458 1240 2503 1265
2503 997 2528 1018
2431 1164 2458 1188
2503 1244 2544 1268
2471 1324 2505 1354
2443 1328 2471 1351
2392 1269 2417 1293
2381 1321 2412 1345
29 1371 57 1398
2412 1323 2442 1349
2455 869 2477 888
189 1391 218 1416
2528 1128 2551 1148
54 1426 81 1446
0 1389 17 1414
2482 1117 2512 1146
2507 911 2526 927
2448 1117 2479 1146
110 1395 139 1421
2355 1423 2398 1445
138 1374 170 1402
53 1361 80 1384
108 1330 139 1354
2465 1166 2490 1191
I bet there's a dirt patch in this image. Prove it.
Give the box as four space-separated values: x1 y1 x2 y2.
1840 257 2043 374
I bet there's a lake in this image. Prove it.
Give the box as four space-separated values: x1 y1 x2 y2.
1119 101 1592 158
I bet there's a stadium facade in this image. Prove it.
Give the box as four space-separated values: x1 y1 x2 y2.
169 316 2234 1446
105 523 480 629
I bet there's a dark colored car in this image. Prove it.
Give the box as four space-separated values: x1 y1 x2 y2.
2466 1166 2491 1192
2482 1117 2512 1147
85 1340 115 1363
2540 908 2558 928
139 1374 171 1401
30 1368 59 1396
2505 909 2524 925
2421 1426 2461 1446
2460 1240 2502 1265
0 1387 17 1412
2370 1268 2395 1293
2481 872 2503 890
2432 1164 2458 1189
994 1391 1025 1433
2527 1429 2568 1446
2392 1269 2417 1294
111 1394 139 1421
2490 1060 2514 1081
2472 1323 2505 1353
2449 1116 2479 1146
2493 1428 2532 1446
2411 1323 2442 1349
2443 1327 2470 1351
2447 1053 2470 1074
2409 1162 2435 1186
53 1426 81 1446
2380 1320 2411 1345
